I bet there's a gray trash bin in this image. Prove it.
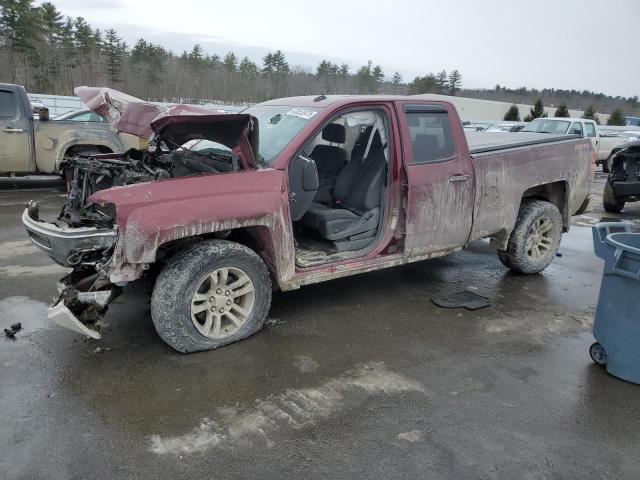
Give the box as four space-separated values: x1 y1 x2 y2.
591 222 640 384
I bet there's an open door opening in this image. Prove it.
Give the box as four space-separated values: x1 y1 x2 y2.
287 109 392 267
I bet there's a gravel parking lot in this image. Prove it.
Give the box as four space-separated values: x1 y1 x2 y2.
1 172 639 479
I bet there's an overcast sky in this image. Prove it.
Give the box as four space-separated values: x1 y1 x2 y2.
53 0 639 98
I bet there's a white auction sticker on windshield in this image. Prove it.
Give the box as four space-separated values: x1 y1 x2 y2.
286 108 317 120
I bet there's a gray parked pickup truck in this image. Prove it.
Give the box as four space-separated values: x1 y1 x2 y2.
23 93 595 352
0 84 139 175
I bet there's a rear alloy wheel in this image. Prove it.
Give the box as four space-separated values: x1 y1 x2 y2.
525 217 555 260
603 182 625 213
498 200 563 274
151 240 271 353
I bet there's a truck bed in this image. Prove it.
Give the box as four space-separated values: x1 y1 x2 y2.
465 131 578 155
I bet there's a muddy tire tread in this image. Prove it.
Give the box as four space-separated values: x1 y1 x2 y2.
602 182 624 213
151 240 271 353
497 199 562 275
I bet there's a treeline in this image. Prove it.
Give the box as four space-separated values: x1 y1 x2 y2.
0 0 434 103
1 0 636 117
465 85 639 118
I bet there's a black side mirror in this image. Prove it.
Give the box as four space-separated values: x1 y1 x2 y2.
38 107 50 121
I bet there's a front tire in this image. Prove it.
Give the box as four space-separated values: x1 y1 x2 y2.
151 240 272 353
603 182 625 213
498 200 563 274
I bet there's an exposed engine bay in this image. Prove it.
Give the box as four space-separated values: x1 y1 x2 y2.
60 143 242 227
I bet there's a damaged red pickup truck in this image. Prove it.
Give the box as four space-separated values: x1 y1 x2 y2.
23 92 594 352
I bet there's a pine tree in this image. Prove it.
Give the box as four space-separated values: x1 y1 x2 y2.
239 56 258 77
529 99 546 120
356 60 373 93
607 109 626 126
503 104 521 121
104 28 122 84
371 64 384 93
316 59 333 77
39 2 63 46
554 103 570 117
581 105 600 125
408 74 437 94
391 71 402 90
223 51 237 73
448 69 462 95
435 70 447 94
262 52 274 74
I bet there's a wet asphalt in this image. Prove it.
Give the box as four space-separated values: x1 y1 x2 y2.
1 172 639 479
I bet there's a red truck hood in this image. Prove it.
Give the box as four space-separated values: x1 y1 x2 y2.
75 86 258 167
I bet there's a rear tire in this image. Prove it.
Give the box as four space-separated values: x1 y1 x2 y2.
151 240 272 353
602 162 609 174
498 200 563 274
603 182 625 213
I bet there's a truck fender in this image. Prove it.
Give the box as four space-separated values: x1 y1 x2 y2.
89 170 296 287
54 129 125 171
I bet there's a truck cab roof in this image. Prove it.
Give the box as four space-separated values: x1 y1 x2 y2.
256 95 441 109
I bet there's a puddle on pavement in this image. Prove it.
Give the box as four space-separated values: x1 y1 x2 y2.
0 296 53 335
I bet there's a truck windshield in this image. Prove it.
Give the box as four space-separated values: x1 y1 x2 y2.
243 105 320 165
522 119 571 134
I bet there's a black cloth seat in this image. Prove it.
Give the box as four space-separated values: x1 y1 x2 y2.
309 123 347 176
301 129 386 243
309 123 348 204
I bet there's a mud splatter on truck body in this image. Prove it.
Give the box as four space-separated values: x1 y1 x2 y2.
22 91 593 348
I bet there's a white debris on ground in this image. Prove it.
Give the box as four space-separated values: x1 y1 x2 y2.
396 430 426 443
149 362 426 455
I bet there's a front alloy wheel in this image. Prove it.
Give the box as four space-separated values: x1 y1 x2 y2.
151 240 272 353
191 267 255 339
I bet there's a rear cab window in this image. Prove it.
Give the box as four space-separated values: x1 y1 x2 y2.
404 106 456 164
569 122 584 136
585 122 597 138
0 90 18 119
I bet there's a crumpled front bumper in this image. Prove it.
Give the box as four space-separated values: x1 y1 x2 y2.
22 201 117 267
47 270 122 339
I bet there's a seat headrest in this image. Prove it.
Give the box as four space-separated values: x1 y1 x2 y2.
322 123 346 143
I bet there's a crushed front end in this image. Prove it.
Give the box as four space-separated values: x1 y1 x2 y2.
608 142 640 201
22 109 258 339
23 179 121 339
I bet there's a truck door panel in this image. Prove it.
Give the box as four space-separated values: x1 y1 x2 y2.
399 103 475 255
0 88 32 173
